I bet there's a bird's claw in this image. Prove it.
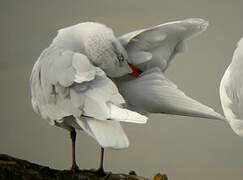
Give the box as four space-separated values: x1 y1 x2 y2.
94 167 106 177
70 164 80 173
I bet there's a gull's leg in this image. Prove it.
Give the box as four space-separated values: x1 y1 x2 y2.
70 128 79 172
95 147 106 176
99 147 105 172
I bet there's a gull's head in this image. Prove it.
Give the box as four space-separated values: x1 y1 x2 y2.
83 23 132 77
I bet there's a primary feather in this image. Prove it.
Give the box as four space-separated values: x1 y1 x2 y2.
116 68 223 120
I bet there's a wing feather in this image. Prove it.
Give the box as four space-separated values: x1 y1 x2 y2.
118 18 208 72
116 68 224 120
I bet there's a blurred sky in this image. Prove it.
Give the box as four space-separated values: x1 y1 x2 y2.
1 0 243 179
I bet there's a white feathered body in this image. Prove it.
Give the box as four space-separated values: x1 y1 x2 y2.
30 22 147 149
30 19 225 150
220 38 243 136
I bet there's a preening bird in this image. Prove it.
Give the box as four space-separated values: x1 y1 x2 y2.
30 22 147 174
30 18 224 174
220 38 243 136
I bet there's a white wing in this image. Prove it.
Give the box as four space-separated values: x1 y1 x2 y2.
30 44 147 149
116 18 223 120
116 67 224 120
220 38 243 136
118 18 208 72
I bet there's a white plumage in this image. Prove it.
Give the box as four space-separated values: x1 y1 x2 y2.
116 18 224 120
30 19 225 172
220 38 243 136
116 68 223 119
30 22 147 150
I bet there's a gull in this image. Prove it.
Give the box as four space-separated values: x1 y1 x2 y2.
220 38 243 136
30 18 224 174
30 22 147 174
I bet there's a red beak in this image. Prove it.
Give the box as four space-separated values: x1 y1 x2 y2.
128 63 141 78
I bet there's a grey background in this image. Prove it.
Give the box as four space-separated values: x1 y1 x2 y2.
1 0 243 179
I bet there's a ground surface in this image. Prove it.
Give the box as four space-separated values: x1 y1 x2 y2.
0 154 167 180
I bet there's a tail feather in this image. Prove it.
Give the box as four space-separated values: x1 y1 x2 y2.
75 117 129 149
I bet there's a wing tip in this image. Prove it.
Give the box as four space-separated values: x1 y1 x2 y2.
109 103 148 124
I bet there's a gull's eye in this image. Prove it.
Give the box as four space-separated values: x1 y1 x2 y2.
117 54 125 62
